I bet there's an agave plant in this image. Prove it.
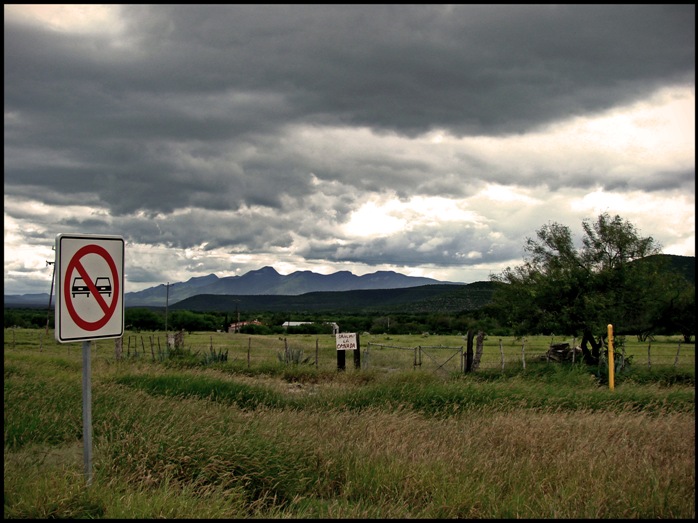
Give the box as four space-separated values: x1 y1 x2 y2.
202 347 228 365
277 338 311 365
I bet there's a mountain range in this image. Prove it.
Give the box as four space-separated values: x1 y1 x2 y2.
126 266 460 307
4 266 460 308
5 255 693 311
168 281 497 314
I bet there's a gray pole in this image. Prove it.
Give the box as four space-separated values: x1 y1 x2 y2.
82 340 93 485
165 282 169 333
45 261 56 336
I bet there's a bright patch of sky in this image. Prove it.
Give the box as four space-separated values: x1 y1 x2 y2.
4 4 124 35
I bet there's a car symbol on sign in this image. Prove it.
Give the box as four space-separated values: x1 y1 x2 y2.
72 277 90 297
94 277 112 297
71 277 112 298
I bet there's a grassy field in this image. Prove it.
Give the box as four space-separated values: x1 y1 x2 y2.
4 328 695 518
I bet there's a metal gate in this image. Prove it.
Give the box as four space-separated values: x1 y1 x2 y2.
415 345 465 374
364 343 464 374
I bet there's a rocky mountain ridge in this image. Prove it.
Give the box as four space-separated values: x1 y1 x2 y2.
4 266 460 307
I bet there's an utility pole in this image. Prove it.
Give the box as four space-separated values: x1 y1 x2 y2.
231 299 240 332
165 282 169 333
45 259 56 336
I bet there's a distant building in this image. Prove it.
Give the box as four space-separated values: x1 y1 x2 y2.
283 321 339 335
228 319 262 333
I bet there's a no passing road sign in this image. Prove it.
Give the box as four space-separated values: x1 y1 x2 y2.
55 234 124 342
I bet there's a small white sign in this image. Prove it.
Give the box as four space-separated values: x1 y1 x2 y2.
336 332 357 351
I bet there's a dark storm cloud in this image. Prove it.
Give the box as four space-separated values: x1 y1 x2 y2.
5 5 693 208
117 4 693 136
609 168 696 194
126 266 164 285
300 221 523 268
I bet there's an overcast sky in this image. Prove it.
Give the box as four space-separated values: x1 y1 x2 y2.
4 4 695 296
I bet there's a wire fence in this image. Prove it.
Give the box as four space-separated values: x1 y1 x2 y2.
108 332 698 374
6 328 695 374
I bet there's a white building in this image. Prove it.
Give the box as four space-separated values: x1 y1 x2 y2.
282 321 339 335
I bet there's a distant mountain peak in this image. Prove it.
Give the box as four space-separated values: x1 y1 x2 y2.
185 274 219 284
252 266 279 274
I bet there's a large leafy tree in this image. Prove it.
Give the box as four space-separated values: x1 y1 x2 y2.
489 213 684 363
654 266 695 343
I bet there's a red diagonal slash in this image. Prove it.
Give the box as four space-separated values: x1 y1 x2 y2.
74 261 110 314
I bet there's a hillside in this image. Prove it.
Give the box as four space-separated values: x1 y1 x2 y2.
637 254 695 284
167 281 500 314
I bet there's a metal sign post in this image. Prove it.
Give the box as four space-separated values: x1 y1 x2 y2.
82 340 93 485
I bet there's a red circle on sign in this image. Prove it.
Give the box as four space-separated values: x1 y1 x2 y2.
64 244 120 331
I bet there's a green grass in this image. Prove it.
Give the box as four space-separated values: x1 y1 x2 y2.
113 372 288 409
4 328 695 518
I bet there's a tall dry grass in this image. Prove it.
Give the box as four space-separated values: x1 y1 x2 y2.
4 328 695 518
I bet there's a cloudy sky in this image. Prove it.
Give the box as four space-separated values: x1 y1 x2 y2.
4 5 695 296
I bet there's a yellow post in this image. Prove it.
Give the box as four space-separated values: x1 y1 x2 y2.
607 324 615 391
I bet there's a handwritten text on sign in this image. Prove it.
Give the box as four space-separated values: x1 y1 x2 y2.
336 332 357 351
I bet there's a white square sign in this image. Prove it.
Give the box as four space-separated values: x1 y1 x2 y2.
55 234 124 343
336 332 357 350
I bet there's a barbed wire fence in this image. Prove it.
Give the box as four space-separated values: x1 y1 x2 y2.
5 327 695 373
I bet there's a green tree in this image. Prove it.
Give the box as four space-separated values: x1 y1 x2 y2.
4 309 31 328
169 310 219 333
125 308 164 331
490 213 670 363
655 269 695 343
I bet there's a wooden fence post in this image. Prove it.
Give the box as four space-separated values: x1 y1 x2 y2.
521 337 526 370
115 337 122 361
337 345 345 371
499 338 505 372
315 338 319 367
465 330 474 372
647 341 651 370
473 331 485 371
248 337 251 369
354 333 361 370
673 342 681 367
